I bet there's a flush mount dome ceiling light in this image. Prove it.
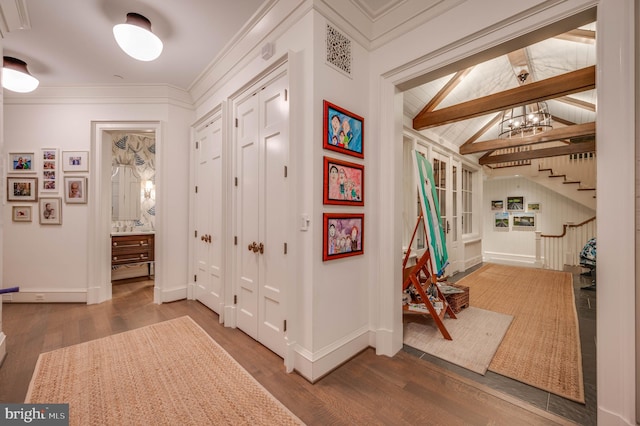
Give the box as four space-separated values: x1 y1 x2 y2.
2 57 39 93
113 12 163 61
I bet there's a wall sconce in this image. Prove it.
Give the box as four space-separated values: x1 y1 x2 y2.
113 12 163 61
143 180 154 199
2 56 39 93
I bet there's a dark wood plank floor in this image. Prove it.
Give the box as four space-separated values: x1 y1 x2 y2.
0 277 580 425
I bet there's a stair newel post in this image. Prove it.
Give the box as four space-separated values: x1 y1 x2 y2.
565 221 575 266
535 231 543 268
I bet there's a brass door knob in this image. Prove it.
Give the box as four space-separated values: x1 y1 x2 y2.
258 242 264 254
248 242 258 252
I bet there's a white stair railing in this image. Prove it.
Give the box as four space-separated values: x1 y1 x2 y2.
539 217 596 271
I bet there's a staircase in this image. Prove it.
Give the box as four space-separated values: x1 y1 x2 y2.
485 153 596 210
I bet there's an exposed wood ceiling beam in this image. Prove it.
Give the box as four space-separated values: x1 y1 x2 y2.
479 140 596 165
459 122 595 154
551 115 575 126
555 95 596 112
413 66 595 130
555 29 596 44
416 67 474 116
460 113 502 148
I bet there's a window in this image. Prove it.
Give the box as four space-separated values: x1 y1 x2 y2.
462 168 473 234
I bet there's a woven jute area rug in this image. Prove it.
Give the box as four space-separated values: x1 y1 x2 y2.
457 263 585 403
25 316 304 425
404 306 513 375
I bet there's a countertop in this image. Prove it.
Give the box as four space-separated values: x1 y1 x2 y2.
111 230 155 236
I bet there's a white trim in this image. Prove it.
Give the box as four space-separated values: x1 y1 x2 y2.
482 251 538 268
2 290 87 303
293 327 371 382
0 332 6 368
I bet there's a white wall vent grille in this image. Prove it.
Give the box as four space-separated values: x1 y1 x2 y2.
326 24 351 76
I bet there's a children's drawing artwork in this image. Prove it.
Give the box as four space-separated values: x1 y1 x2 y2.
323 100 364 158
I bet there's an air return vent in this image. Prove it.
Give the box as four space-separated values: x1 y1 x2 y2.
326 24 351 76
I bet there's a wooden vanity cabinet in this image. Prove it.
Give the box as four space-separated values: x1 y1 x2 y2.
111 234 155 266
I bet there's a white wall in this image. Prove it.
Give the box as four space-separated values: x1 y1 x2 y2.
483 176 595 266
191 3 372 381
3 90 194 303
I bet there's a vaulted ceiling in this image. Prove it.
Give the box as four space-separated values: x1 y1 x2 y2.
403 22 597 165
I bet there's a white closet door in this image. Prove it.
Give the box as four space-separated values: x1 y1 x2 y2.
194 115 224 313
236 92 260 340
257 73 288 357
235 70 288 358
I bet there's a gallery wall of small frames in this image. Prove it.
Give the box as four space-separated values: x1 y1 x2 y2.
322 100 365 261
7 149 89 225
491 196 540 231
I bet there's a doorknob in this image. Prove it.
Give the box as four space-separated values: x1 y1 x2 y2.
206 234 212 243
258 242 264 254
248 242 259 252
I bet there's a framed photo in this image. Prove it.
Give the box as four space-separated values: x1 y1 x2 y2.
41 148 59 192
12 206 32 222
491 200 504 211
323 100 364 159
7 177 38 202
8 152 35 173
506 196 524 212
62 151 89 172
323 156 364 206
494 212 509 230
513 213 536 229
527 201 541 212
39 197 62 225
64 176 87 203
323 213 364 261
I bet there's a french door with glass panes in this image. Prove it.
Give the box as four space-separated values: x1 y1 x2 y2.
430 151 461 275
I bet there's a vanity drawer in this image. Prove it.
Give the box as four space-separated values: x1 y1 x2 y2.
111 234 154 265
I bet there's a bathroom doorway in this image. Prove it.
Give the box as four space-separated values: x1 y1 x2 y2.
88 121 161 304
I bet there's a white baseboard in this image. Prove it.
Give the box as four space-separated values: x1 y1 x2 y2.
293 326 371 382
0 332 6 367
483 252 538 268
160 286 187 303
2 290 87 303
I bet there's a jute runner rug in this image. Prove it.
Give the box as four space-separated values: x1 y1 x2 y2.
456 263 584 403
25 316 304 425
404 306 513 374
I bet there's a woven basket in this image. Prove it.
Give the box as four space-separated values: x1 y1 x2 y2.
444 283 469 313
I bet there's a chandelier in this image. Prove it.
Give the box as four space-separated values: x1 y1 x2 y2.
498 101 552 139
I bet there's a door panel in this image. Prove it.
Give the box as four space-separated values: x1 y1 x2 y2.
236 95 260 339
234 71 288 357
258 75 288 357
194 116 224 313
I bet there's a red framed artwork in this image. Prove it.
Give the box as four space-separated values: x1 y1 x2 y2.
323 100 364 159
323 156 364 206
323 213 364 261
